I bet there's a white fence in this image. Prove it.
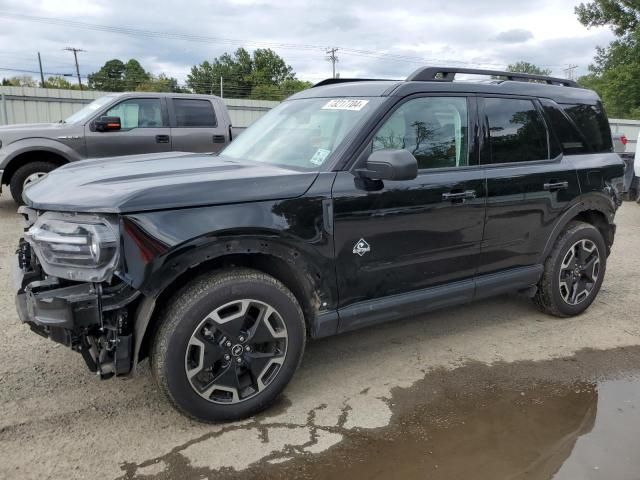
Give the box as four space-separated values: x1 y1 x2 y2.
0 86 279 128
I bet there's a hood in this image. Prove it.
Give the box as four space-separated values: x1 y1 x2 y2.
23 152 319 213
0 122 68 143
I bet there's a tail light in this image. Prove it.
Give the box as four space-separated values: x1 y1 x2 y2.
621 135 628 145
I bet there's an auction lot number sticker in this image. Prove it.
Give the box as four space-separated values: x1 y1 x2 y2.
322 99 369 111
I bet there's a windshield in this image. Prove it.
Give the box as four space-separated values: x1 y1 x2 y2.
222 97 382 170
64 95 117 124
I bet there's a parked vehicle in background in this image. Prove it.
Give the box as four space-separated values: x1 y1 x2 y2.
613 133 629 153
634 132 640 202
0 92 234 203
14 66 624 422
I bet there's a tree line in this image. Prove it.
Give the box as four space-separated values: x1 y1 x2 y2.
1 48 312 101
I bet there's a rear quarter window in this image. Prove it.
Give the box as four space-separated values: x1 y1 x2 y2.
539 99 589 155
173 99 217 127
561 103 612 153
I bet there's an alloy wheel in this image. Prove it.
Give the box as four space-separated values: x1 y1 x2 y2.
558 239 601 306
184 299 288 404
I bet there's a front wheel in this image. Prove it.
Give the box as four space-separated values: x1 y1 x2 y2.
151 269 306 422
534 221 607 317
10 161 58 204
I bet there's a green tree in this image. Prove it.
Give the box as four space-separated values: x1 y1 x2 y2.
506 61 552 76
44 76 78 89
135 73 186 92
87 59 152 92
187 48 309 100
1 75 38 87
576 1 640 118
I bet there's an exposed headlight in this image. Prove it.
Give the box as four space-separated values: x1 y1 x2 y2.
25 212 119 282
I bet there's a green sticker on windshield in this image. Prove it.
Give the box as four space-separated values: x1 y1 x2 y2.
309 148 331 166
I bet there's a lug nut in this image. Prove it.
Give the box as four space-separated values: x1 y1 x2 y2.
245 346 251 352
224 354 231 361
236 357 242 364
225 341 232 347
239 336 245 342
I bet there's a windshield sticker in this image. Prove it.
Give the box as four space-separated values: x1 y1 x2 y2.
309 148 331 165
322 99 369 111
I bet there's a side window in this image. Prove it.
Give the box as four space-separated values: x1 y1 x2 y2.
483 98 548 163
561 103 613 153
173 99 217 127
539 98 589 155
372 97 469 169
105 98 164 129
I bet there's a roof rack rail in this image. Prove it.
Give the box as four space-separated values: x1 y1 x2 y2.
313 78 399 88
406 66 577 87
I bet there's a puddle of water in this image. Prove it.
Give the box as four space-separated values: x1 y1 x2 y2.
120 347 640 480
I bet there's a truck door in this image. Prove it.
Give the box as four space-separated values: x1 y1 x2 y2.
168 98 228 153
84 97 172 157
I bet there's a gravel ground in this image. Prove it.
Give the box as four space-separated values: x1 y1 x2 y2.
0 191 639 480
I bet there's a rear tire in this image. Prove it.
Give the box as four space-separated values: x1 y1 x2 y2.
151 268 306 422
534 221 607 317
10 161 58 204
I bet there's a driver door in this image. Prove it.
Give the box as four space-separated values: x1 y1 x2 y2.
85 97 171 158
332 96 487 330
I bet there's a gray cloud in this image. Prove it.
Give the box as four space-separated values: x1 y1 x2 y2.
494 29 534 43
0 0 616 86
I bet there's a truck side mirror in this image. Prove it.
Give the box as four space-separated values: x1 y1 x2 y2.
357 149 418 181
95 116 121 132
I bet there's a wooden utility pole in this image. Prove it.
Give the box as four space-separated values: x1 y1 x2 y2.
37 52 45 88
64 47 85 90
326 48 339 79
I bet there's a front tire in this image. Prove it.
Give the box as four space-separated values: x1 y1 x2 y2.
151 269 306 422
10 161 57 204
534 221 607 317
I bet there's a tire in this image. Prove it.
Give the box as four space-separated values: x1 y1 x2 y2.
534 221 607 317
10 161 58 204
151 268 306 422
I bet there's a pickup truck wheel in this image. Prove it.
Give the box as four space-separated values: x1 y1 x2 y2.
151 268 306 422
534 221 606 317
10 161 57 204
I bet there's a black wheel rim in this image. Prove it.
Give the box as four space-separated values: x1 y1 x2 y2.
558 239 601 306
184 299 288 404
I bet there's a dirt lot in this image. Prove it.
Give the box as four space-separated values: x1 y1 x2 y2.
1 192 639 480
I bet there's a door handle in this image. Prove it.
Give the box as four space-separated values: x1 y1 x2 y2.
543 181 569 191
442 190 477 201
155 134 170 144
212 134 226 143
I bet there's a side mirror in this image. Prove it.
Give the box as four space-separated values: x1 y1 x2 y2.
358 149 418 181
95 116 121 132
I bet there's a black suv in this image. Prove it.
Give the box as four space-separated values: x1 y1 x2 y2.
14 67 624 422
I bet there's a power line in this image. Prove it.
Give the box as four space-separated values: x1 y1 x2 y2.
64 47 85 90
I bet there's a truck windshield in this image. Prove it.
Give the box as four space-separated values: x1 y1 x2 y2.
221 97 382 170
64 95 117 124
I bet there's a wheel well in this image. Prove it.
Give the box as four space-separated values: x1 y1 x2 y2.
572 209 613 250
2 151 68 185
137 253 317 361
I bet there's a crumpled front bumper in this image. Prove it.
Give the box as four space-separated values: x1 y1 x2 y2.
14 239 140 376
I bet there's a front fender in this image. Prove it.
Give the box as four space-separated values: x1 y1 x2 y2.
0 138 83 181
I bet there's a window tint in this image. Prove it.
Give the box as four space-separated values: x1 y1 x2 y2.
561 103 612 153
105 98 163 129
484 98 548 163
174 99 217 127
539 98 588 155
372 97 469 169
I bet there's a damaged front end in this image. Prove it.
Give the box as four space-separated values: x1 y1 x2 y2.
14 208 141 378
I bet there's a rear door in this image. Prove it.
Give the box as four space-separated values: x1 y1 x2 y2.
476 96 581 281
84 97 171 157
168 98 228 153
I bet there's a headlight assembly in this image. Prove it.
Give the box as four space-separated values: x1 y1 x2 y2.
25 212 120 282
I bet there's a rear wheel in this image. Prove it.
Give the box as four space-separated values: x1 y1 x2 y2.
10 161 58 204
151 269 306 422
534 221 607 317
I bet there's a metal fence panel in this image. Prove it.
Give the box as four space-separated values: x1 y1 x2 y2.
0 86 278 127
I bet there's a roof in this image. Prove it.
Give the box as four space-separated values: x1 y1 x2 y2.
291 66 601 105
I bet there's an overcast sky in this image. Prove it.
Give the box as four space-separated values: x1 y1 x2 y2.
0 0 615 86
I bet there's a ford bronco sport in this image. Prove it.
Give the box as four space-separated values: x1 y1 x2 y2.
14 67 624 422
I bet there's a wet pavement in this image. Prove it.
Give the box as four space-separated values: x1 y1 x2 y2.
120 346 640 480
